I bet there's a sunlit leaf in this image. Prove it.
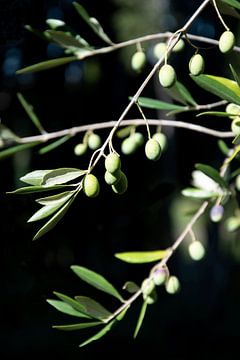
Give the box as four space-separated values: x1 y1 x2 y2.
134 301 148 339
115 250 168 264
17 93 46 134
73 2 113 45
191 74 240 105
20 169 53 185
16 56 77 74
181 187 217 199
71 266 124 302
42 168 86 186
36 191 74 205
39 135 71 155
53 292 91 317
75 296 111 320
137 96 185 111
0 142 40 160
195 163 228 189
7 184 74 195
79 320 116 347
47 299 89 318
53 321 102 331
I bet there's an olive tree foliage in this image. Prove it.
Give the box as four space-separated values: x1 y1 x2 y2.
2 0 240 348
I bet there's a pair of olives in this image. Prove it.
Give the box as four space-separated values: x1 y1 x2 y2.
104 153 128 194
74 132 102 156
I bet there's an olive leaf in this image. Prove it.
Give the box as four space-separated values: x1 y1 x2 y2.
166 81 197 106
136 96 185 111
8 184 74 195
0 142 40 160
16 56 77 74
47 300 90 318
17 93 46 134
229 64 240 88
0 124 20 144
46 30 91 50
115 250 168 264
74 296 112 320
38 135 72 155
134 301 148 339
196 111 231 117
53 322 102 331
220 0 240 10
123 281 140 294
52 292 92 317
181 187 218 199
79 320 116 347
20 170 53 186
218 140 230 156
36 191 75 205
42 168 86 186
195 163 228 189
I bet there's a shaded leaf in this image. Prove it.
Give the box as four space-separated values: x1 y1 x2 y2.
75 296 111 320
73 2 113 45
53 292 91 317
174 81 197 106
16 56 77 74
215 0 240 18
197 111 231 117
137 96 185 111
46 30 91 49
191 74 240 105
36 190 74 205
39 135 71 155
71 266 124 302
134 301 148 339
0 124 20 144
79 320 116 347
25 24 50 41
195 163 227 189
20 169 53 185
218 140 230 156
224 144 240 165
47 299 89 318
0 142 40 160
230 64 240 88
7 184 74 195
123 281 140 294
53 321 102 331
115 250 168 264
42 168 86 186
17 93 46 134
182 187 217 199
220 0 240 10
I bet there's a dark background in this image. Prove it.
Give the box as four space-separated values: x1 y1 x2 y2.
1 0 240 358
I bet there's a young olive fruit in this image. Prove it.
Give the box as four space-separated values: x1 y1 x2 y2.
159 64 176 88
104 170 121 186
153 268 168 286
111 171 128 194
152 132 167 152
231 117 240 136
131 132 144 147
141 278 155 297
131 51 146 72
165 276 180 294
83 174 100 198
226 103 240 119
145 139 162 161
105 153 121 174
121 136 138 155
219 30 235 53
143 288 157 304
153 42 167 59
74 143 87 156
225 216 240 232
173 38 185 52
189 54 205 76
88 133 102 150
236 175 240 191
210 204 224 222
188 241 205 261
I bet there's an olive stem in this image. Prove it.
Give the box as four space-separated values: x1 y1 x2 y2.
212 0 230 31
136 102 151 140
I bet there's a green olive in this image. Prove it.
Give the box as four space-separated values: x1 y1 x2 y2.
231 117 240 136
88 133 102 150
189 54 205 76
152 132 167 152
210 204 224 223
153 42 167 59
165 276 180 294
131 132 144 147
105 153 121 174
83 174 100 198
74 143 87 156
104 170 121 185
159 64 176 88
173 39 185 53
153 268 167 286
236 175 240 191
121 137 138 155
143 288 157 304
188 241 205 261
219 31 235 53
226 103 240 119
111 171 128 194
145 139 162 161
131 51 146 72
141 278 155 296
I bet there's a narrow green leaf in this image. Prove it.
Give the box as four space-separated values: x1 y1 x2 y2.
197 111 231 117
116 307 129 321
174 81 197 106
71 265 124 302
195 163 228 189
20 169 53 185
218 140 230 156
75 296 111 320
224 144 240 165
42 168 86 186
16 56 77 74
116 126 135 139
134 301 148 339
47 299 89 318
229 64 240 88
137 96 185 111
0 142 40 160
181 187 217 199
17 93 46 134
191 74 240 105
73 2 113 45
216 0 240 18
53 292 91 317
115 250 168 264
123 281 140 294
231 168 240 178
39 135 71 155
79 320 116 347
46 30 91 49
53 321 102 331
33 195 76 240
0 124 20 143
220 0 240 10
233 133 240 144
25 24 50 41
7 184 74 195
36 190 74 205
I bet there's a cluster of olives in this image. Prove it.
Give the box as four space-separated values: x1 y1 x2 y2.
74 132 102 156
104 152 128 194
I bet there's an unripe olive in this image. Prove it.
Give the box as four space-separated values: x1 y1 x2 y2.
121 137 138 155
112 171 128 194
152 132 167 152
105 153 121 174
225 216 240 232
173 39 185 53
153 42 167 59
74 143 87 156
131 51 146 72
104 170 121 185
226 103 240 119
153 268 168 286
132 132 144 147
188 241 205 261
189 54 205 76
210 204 224 222
159 64 176 88
236 175 240 191
143 288 157 304
141 278 155 296
165 276 180 294
145 139 162 161
231 117 240 136
83 174 100 198
219 31 235 53
88 133 102 150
